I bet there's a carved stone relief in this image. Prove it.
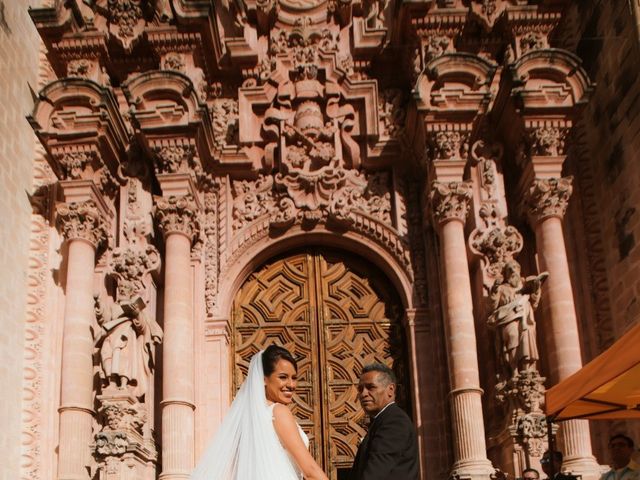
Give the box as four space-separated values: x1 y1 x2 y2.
154 195 201 243
203 188 221 316
378 89 406 139
526 176 573 223
428 131 469 162
429 180 473 225
211 99 239 150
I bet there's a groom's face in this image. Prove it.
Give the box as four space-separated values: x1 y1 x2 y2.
357 371 395 417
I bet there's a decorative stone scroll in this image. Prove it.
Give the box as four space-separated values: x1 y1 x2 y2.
526 176 573 223
429 180 473 226
154 195 201 243
56 200 110 251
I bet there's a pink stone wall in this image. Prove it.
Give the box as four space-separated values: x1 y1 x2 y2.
563 0 640 460
0 1 42 478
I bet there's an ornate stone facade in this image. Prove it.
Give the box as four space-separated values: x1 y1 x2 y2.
5 1 639 480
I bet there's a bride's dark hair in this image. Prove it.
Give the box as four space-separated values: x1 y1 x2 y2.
262 345 298 376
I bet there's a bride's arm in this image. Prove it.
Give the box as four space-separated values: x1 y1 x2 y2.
272 404 329 480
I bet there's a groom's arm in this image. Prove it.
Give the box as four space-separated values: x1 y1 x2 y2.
360 416 412 480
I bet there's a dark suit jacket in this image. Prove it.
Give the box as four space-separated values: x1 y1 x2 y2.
351 403 419 480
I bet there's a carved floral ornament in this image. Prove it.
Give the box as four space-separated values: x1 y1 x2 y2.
528 126 568 157
378 89 406 139
261 18 344 84
109 245 161 300
98 401 146 434
526 176 573 223
152 143 197 175
211 99 239 150
231 169 392 231
55 150 95 179
428 131 469 162
154 195 201 243
429 180 473 226
56 200 110 251
469 225 524 278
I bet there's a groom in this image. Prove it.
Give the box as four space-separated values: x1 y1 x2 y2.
350 363 418 480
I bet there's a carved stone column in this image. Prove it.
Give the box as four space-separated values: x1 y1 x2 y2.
155 193 200 480
525 176 600 478
430 181 495 479
56 181 110 480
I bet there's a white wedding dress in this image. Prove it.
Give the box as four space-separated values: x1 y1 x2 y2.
268 402 309 480
191 351 308 480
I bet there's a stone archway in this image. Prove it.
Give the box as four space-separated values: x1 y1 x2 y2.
231 249 410 480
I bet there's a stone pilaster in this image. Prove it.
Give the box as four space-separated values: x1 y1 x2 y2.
430 180 495 479
155 193 200 480
56 182 111 480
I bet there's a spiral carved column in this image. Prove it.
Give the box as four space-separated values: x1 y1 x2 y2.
430 181 495 479
155 194 201 480
56 182 110 480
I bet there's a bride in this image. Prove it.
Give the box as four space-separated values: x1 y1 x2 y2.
191 345 329 480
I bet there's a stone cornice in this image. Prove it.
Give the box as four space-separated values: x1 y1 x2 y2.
28 79 128 184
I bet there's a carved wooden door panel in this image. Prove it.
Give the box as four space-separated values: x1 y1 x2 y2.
232 251 407 480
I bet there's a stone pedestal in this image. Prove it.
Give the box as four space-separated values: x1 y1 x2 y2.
93 390 157 480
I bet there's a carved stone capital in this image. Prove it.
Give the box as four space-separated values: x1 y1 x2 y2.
154 195 201 243
526 176 573 224
56 200 110 251
429 180 473 226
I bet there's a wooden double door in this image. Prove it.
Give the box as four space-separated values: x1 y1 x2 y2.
232 250 409 479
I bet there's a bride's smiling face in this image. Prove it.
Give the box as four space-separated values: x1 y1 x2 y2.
264 359 297 404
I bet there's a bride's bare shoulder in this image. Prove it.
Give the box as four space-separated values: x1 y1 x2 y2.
271 403 296 423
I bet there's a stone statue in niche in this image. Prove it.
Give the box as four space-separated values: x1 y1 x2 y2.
94 295 163 398
488 260 548 379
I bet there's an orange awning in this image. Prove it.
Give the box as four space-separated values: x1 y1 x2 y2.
545 322 640 421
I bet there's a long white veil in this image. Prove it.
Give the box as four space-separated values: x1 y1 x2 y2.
191 350 299 480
